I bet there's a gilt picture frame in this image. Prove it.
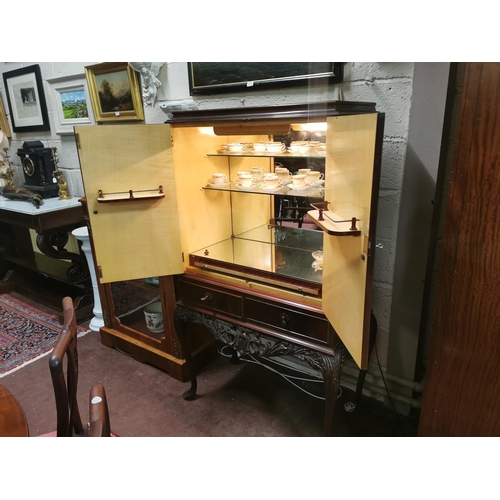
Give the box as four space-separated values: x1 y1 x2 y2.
188 62 344 95
47 73 96 135
2 64 50 132
0 96 11 137
84 62 144 122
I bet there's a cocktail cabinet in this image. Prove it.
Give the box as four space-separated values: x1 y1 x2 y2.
76 101 384 435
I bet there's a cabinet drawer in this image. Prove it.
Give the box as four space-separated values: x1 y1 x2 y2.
246 298 329 345
177 279 243 319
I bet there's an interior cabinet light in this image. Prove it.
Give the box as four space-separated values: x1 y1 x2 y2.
291 123 327 132
198 127 216 135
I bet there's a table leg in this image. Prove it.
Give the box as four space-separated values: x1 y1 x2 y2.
173 305 346 436
173 306 198 400
36 228 89 283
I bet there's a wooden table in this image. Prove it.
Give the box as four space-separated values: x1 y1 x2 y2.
0 196 93 322
0 384 29 437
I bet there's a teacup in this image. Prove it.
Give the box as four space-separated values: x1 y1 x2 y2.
266 142 285 153
299 144 317 154
238 173 254 187
275 167 292 183
236 171 250 181
229 143 245 152
275 167 291 176
298 168 311 176
212 173 228 184
306 171 324 183
288 143 303 153
291 174 307 187
251 166 265 180
253 142 267 152
263 174 281 188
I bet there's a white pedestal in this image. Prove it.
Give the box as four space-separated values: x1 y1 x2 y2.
72 226 104 332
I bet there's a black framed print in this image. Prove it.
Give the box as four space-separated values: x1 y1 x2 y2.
2 64 50 132
188 62 344 95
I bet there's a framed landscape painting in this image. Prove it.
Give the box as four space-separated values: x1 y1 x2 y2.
2 64 50 132
84 62 144 122
188 62 344 95
47 74 95 135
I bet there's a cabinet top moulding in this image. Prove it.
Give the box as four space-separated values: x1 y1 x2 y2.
165 101 379 125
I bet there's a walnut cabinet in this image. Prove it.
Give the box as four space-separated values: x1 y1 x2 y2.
75 101 384 431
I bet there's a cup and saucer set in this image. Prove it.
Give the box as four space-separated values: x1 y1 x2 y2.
277 168 325 191
208 172 230 187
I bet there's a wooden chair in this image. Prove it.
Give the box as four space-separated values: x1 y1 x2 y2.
88 384 111 437
44 296 113 437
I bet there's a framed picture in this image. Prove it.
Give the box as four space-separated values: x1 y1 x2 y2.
46 74 96 135
0 96 11 137
188 62 344 95
84 62 144 122
2 64 50 132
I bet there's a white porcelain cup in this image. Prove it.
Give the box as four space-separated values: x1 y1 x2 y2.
292 174 307 187
266 142 285 153
299 144 317 154
212 173 227 184
251 166 265 180
253 143 267 152
229 143 245 152
306 171 324 183
237 171 251 181
275 167 291 176
275 167 292 182
144 301 164 333
263 174 281 188
239 173 254 187
298 168 311 176
288 143 303 152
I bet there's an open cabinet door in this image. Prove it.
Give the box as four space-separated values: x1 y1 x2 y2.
75 124 184 283
321 113 382 369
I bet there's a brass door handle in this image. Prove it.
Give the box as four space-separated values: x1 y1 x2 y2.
200 292 213 302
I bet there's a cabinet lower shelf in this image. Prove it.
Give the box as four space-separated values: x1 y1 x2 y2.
189 224 324 297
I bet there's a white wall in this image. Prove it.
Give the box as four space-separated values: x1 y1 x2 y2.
0 61 419 378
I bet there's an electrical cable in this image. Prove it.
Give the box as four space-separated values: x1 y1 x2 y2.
374 341 399 414
218 344 327 400
374 342 418 436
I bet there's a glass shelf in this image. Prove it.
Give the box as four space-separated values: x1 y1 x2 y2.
189 225 324 295
206 151 326 159
203 181 324 199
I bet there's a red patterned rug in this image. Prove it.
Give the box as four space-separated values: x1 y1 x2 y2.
0 294 90 378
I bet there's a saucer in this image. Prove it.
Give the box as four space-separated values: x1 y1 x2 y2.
259 184 282 191
235 183 256 189
309 180 325 187
208 181 230 187
288 184 310 192
280 179 292 186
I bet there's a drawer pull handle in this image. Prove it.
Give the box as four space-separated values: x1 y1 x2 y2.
280 313 290 328
200 292 213 302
